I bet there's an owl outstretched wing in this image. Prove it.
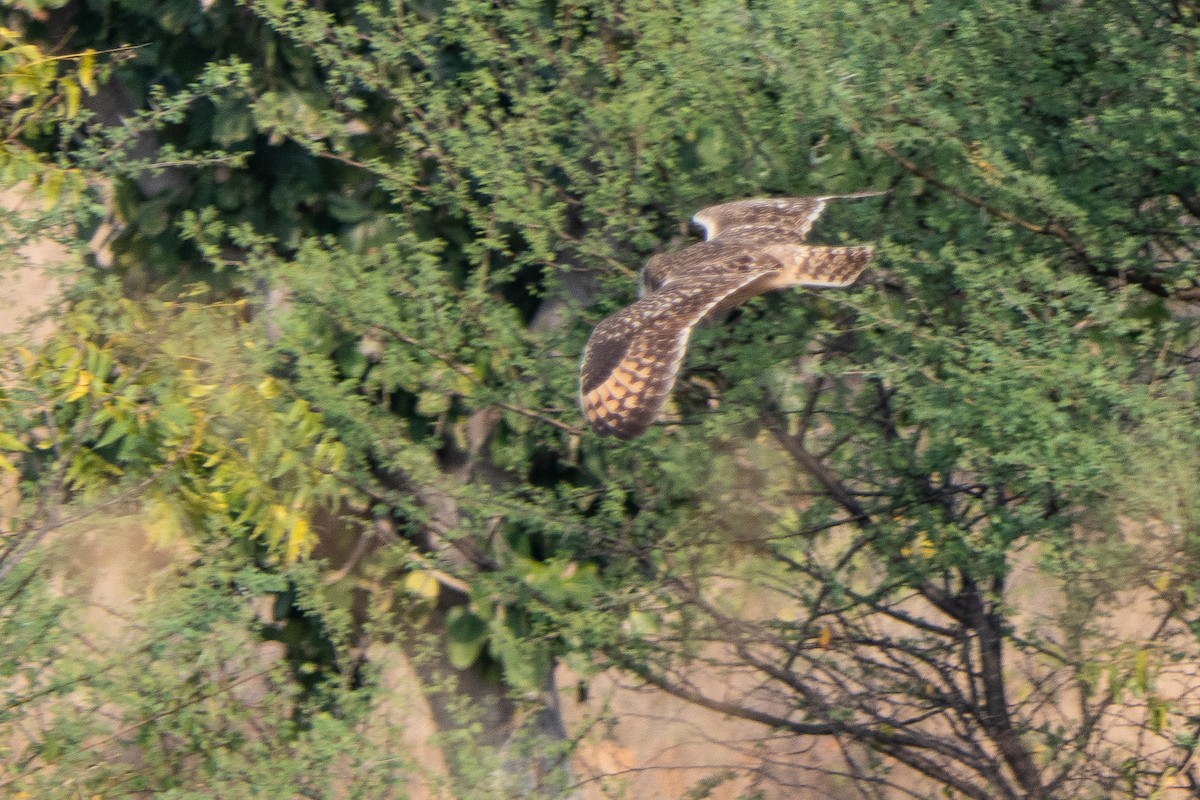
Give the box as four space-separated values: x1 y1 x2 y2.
692 196 832 243
579 271 772 439
581 193 878 439
643 192 879 290
693 191 881 243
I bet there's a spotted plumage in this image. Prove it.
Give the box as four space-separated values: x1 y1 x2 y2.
579 193 878 439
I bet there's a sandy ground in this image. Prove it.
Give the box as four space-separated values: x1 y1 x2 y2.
0 257 59 338
0 188 67 338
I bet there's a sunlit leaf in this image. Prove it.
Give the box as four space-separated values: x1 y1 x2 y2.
402 570 440 600
285 515 313 563
78 49 96 94
64 369 93 402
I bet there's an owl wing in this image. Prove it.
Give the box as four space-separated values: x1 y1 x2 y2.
692 197 830 243
579 271 774 439
691 191 882 244
641 193 869 291
761 243 875 288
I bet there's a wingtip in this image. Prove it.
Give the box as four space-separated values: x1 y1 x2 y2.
582 411 652 440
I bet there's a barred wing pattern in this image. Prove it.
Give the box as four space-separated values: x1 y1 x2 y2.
579 273 766 439
692 196 833 243
580 194 876 439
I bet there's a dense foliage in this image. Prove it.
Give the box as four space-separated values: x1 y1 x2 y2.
3 0 1200 797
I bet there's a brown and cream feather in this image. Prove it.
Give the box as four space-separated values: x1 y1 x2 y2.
580 194 877 439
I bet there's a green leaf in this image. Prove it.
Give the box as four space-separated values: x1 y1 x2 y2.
211 101 255 148
63 80 81 119
494 634 550 695
0 431 29 452
416 390 450 417
92 418 130 450
445 606 487 670
1134 649 1151 695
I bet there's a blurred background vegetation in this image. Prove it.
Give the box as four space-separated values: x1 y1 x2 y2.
2 0 1200 797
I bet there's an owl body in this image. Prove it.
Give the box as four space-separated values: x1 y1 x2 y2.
580 194 877 439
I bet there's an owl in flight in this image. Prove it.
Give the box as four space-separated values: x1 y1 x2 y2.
579 193 877 439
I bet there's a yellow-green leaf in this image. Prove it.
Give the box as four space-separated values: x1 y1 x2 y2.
285 515 313 563
146 497 184 546
41 168 65 211
79 49 97 94
257 377 281 399
64 369 93 402
403 570 441 600
63 81 81 119
0 431 29 452
1134 649 1151 695
416 390 450 416
445 606 487 669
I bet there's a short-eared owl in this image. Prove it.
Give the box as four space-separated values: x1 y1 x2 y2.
579 193 877 439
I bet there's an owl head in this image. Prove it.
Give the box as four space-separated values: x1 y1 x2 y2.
638 254 669 297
